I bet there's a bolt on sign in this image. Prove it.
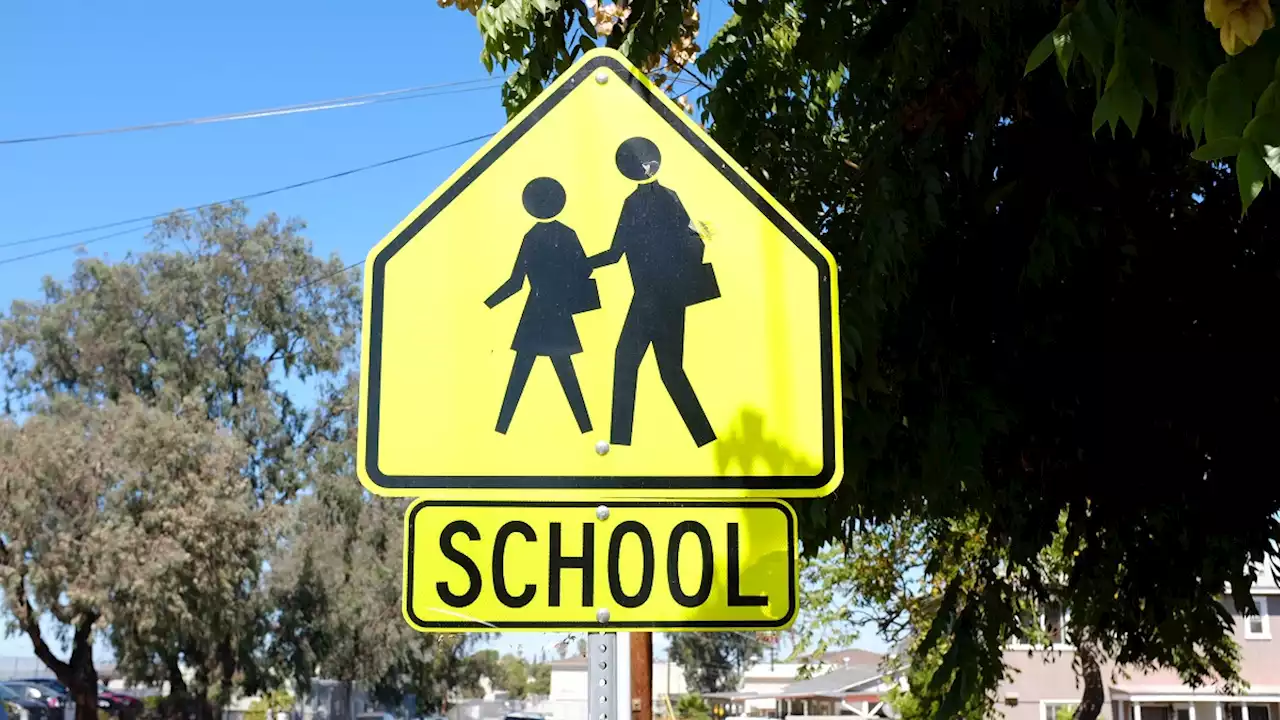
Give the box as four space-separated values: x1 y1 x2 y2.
402 500 797 631
357 47 842 499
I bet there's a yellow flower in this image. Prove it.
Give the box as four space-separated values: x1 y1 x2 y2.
1206 0 1275 54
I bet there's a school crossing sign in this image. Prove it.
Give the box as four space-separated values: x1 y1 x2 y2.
357 47 843 499
403 500 797 631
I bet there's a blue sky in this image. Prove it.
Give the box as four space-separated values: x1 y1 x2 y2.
0 0 765 664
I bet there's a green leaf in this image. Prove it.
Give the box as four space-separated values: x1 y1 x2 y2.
1258 81 1280 115
1189 98 1208 144
1071 11 1105 76
1093 88 1120 136
1243 111 1280 177
1237 140 1269 215
1191 137 1242 161
1053 17 1076 80
1206 64 1253 140
1237 33 1280 99
1025 31 1056 76
1088 0 1117 35
577 10 599 39
1244 111 1280 144
1264 144 1280 179
1115 83 1143 135
1105 50 1125 90
1135 59 1157 107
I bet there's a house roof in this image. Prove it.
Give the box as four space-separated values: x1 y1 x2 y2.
818 649 884 666
548 656 588 669
774 664 884 698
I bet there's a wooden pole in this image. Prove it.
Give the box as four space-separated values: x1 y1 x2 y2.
631 632 653 720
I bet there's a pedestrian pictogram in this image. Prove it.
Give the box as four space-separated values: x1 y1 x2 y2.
358 47 842 498
402 500 797 631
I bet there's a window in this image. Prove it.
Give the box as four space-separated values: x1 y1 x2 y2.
1045 602 1069 645
1227 706 1272 720
1244 597 1271 640
1011 604 1073 648
1137 706 1173 720
1044 703 1078 720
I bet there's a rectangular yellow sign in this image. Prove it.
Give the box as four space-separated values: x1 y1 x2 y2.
403 500 797 631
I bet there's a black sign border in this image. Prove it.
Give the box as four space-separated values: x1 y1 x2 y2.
404 499 798 630
366 53 837 492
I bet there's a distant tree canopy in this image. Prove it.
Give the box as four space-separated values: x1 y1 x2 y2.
667 632 763 694
0 204 483 718
442 1 1280 717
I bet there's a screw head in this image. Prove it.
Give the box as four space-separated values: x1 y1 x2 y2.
596 505 610 521
595 440 610 455
596 607 611 623
595 70 609 85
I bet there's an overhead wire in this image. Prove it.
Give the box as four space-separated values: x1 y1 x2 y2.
0 66 702 266
0 78 503 146
0 132 496 265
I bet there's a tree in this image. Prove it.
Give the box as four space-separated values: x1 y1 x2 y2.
666 633 762 693
447 2 1280 718
674 693 710 720
246 689 295 720
496 655 531 698
528 662 551 697
1 202 361 716
0 396 257 720
379 635 490 709
269 375 414 706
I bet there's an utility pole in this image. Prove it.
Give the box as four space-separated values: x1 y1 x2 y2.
631 632 653 720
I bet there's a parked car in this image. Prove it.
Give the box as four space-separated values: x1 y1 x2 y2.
14 680 141 717
0 683 66 715
5 681 68 713
96 686 141 716
0 684 54 720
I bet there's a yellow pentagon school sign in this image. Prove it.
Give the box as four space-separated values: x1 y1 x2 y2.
359 47 842 498
403 500 797 631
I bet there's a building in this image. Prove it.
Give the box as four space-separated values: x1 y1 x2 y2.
765 664 891 720
996 569 1280 720
545 649 886 720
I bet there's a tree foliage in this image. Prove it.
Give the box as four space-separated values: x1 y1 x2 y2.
447 1 1280 715
674 693 711 720
0 203 360 716
0 396 257 720
666 632 763 693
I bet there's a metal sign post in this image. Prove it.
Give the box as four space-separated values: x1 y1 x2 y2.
588 633 618 720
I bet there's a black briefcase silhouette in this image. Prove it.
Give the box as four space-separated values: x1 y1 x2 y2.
687 261 720 306
569 276 602 314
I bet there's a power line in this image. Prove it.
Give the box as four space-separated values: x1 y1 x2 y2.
0 225 154 266
0 132 496 265
0 78 503 146
2 69 700 263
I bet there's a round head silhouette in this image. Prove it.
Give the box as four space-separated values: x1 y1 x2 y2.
522 177 566 219
615 137 662 181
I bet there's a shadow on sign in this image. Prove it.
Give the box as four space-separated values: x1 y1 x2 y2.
714 408 822 477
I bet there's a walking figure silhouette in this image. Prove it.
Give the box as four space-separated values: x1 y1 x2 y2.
590 137 720 447
486 177 600 434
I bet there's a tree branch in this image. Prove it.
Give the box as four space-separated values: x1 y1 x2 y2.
10 572 72 678
69 610 100 668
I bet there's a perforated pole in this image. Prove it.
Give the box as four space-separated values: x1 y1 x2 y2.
588 633 618 720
